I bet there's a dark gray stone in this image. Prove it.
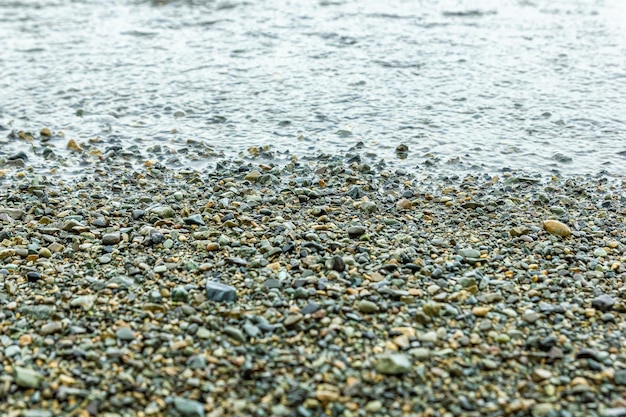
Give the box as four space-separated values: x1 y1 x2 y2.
592 294 615 312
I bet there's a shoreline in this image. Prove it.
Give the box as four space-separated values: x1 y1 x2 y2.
1 155 625 417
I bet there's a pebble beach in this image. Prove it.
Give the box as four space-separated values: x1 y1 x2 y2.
1 145 626 417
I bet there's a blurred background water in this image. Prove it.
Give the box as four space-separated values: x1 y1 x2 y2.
1 0 625 176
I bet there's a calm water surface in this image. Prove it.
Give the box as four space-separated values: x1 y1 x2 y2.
1 0 625 176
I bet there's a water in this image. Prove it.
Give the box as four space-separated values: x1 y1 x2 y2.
1 0 625 176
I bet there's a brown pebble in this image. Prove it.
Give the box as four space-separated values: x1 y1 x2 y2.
40 127 52 137
396 198 412 210
206 242 220 251
67 139 83 152
472 306 490 317
542 220 571 237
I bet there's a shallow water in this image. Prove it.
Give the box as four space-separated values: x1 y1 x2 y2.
1 0 625 176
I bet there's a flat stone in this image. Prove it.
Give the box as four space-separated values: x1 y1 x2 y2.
458 248 481 259
542 220 571 237
13 367 44 388
375 353 412 375
205 281 237 302
21 410 53 417
173 397 205 417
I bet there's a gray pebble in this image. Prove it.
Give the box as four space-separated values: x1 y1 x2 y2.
375 353 412 375
592 294 615 312
205 280 237 302
13 367 44 388
347 225 366 238
116 327 135 341
173 397 205 417
102 231 121 245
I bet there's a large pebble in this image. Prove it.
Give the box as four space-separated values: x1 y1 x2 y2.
149 205 176 218
347 225 366 238
542 220 571 237
358 300 379 313
13 367 44 388
102 231 121 245
592 294 615 312
375 353 412 375
173 397 205 417
205 281 237 302
458 248 481 259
